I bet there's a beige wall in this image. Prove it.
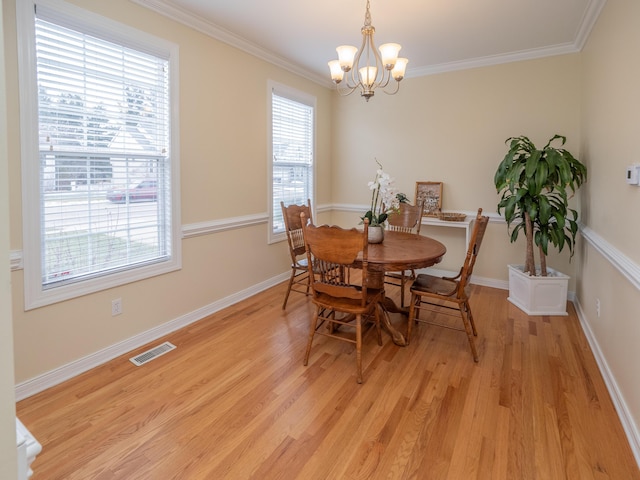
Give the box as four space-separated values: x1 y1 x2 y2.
4 0 332 383
579 0 640 450
330 55 582 278
0 0 18 476
3 0 638 462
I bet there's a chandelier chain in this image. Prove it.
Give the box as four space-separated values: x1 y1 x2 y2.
364 0 372 27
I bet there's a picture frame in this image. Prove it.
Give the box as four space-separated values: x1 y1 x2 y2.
415 181 443 216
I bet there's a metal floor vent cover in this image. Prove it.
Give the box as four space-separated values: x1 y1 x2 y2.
129 341 176 366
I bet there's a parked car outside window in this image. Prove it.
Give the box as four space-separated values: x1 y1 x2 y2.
107 180 157 203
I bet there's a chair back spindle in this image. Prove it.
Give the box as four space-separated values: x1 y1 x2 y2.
386 201 424 235
457 209 489 298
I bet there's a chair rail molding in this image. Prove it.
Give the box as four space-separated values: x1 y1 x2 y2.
10 250 22 271
9 204 336 269
579 224 640 291
182 213 268 239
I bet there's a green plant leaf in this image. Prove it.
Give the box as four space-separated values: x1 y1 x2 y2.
503 195 517 221
525 149 541 179
538 196 551 224
510 226 521 243
527 201 538 221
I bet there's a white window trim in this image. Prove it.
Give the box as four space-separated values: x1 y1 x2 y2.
17 0 181 310
267 80 316 244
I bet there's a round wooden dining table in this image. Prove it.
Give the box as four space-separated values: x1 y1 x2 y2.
357 230 447 346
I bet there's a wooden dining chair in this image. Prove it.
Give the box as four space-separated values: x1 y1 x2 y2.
280 200 313 310
385 201 424 307
301 215 383 384
406 208 489 361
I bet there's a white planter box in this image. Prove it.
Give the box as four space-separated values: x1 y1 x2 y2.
507 264 569 316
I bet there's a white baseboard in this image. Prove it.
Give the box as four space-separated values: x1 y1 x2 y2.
14 272 289 401
572 297 640 468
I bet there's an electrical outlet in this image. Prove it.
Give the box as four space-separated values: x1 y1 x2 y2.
596 298 601 318
112 298 122 316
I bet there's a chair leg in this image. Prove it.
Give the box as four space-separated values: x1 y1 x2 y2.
459 305 479 362
375 306 383 346
282 268 296 310
400 271 406 308
305 271 311 295
356 314 363 384
465 300 477 336
407 293 418 344
303 307 321 366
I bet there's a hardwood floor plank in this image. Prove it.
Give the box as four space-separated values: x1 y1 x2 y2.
16 284 639 479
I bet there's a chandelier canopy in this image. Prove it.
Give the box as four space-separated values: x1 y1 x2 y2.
328 0 408 101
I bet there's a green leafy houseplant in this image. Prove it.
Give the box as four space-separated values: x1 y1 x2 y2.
494 135 587 276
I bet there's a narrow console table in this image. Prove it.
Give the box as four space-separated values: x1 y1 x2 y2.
421 215 474 247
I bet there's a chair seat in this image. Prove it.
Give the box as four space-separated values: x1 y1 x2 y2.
411 273 469 298
293 258 309 269
312 289 383 314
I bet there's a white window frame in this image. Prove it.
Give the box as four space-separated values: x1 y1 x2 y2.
17 0 181 310
268 81 316 244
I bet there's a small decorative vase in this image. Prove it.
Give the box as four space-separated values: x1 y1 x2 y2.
368 225 384 244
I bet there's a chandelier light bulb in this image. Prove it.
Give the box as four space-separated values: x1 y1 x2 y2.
391 58 408 81
328 60 344 83
379 43 401 69
359 66 378 88
336 45 358 72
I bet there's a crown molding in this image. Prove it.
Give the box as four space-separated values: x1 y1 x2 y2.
407 43 579 78
133 0 607 83
130 0 332 88
574 0 608 51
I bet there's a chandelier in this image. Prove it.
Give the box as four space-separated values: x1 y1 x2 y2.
328 0 408 101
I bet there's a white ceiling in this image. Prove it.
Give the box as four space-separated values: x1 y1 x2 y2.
133 0 606 86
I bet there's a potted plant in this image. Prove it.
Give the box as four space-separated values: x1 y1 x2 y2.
361 160 400 243
494 134 587 315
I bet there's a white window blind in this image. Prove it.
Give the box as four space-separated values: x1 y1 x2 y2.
35 16 172 288
16 1 179 308
271 89 314 235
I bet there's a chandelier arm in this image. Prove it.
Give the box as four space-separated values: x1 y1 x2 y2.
382 79 401 95
335 82 360 97
375 68 392 90
343 28 369 90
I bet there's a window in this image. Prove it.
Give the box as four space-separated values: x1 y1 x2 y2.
269 83 315 242
17 0 180 309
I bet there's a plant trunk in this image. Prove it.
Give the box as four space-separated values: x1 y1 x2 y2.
524 212 535 275
539 244 548 277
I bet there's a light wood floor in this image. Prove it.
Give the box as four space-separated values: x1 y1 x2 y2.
17 283 639 479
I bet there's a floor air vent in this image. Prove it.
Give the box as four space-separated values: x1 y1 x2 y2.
129 341 176 366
